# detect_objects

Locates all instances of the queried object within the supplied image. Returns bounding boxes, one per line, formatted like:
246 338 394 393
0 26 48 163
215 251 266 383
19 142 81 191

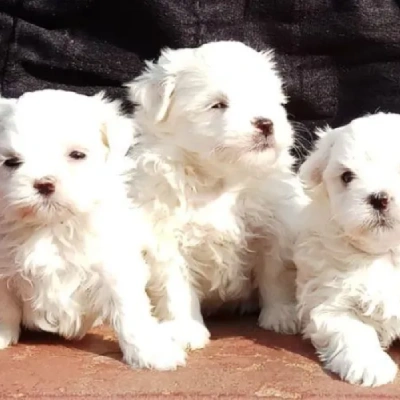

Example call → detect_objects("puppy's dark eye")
69 151 86 160
341 170 355 185
3 157 23 169
211 101 228 110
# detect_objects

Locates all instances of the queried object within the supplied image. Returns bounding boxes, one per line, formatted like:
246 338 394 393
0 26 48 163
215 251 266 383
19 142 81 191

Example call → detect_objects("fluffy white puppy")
295 112 400 386
126 40 308 350
0 89 186 370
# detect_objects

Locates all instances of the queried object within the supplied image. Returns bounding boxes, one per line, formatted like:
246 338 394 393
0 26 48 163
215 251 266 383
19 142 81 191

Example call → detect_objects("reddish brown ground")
1 315 399 399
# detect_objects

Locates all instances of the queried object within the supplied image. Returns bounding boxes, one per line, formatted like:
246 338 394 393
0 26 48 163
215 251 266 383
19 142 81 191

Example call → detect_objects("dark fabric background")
1 0 400 160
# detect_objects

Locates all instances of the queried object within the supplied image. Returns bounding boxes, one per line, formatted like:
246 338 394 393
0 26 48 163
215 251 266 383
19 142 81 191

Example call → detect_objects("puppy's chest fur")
184 190 258 298
301 244 400 347
147 184 273 302
0 225 106 339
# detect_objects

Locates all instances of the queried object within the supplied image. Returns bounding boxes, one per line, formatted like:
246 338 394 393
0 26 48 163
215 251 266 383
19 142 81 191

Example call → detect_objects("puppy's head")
127 41 292 169
300 113 400 253
0 90 132 224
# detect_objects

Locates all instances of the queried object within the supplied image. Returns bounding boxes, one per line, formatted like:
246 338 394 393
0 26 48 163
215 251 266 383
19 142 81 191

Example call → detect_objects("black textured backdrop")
1 1 400 159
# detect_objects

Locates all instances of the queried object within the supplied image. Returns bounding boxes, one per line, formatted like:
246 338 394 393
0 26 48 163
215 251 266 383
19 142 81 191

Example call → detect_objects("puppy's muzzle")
34 178 56 197
253 117 273 138
368 191 390 212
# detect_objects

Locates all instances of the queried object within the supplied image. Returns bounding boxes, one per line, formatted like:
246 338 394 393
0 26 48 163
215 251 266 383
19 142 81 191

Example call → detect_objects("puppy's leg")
0 280 21 348
257 180 308 334
158 256 210 350
106 252 187 370
257 253 298 334
307 309 397 387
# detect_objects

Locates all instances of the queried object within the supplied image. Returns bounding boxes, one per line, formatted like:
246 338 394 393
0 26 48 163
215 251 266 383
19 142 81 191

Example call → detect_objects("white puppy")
295 112 400 386
0 89 186 370
126 40 308 351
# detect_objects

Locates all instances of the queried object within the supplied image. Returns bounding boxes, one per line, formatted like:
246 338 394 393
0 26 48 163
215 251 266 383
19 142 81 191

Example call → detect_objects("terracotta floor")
1 315 400 399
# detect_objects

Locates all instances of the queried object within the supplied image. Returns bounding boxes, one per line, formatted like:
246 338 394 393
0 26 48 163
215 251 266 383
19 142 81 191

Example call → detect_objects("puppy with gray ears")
295 112 400 386
126 40 309 351
0 89 186 370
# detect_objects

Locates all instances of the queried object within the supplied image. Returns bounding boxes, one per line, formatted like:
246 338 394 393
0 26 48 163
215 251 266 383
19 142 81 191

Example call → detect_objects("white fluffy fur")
126 41 309 350
295 112 400 386
0 89 186 370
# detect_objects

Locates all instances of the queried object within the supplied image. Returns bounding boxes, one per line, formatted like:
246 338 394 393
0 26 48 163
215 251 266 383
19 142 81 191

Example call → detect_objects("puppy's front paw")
0 325 19 349
160 319 210 350
258 303 299 334
121 326 187 371
326 349 397 387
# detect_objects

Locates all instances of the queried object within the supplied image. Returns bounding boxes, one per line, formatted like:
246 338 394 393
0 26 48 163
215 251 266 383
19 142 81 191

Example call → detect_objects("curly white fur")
0 89 186 370
126 41 309 350
295 112 400 386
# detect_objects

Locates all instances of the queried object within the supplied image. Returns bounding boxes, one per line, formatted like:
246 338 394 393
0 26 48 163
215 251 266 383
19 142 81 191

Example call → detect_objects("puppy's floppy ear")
0 95 17 105
125 48 178 123
299 126 336 189
0 96 17 111
259 49 288 105
94 92 134 160
0 96 17 128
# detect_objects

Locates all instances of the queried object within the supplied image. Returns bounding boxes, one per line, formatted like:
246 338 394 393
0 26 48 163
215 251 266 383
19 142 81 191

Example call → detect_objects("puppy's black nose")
368 191 390 211
254 118 273 137
34 180 56 196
